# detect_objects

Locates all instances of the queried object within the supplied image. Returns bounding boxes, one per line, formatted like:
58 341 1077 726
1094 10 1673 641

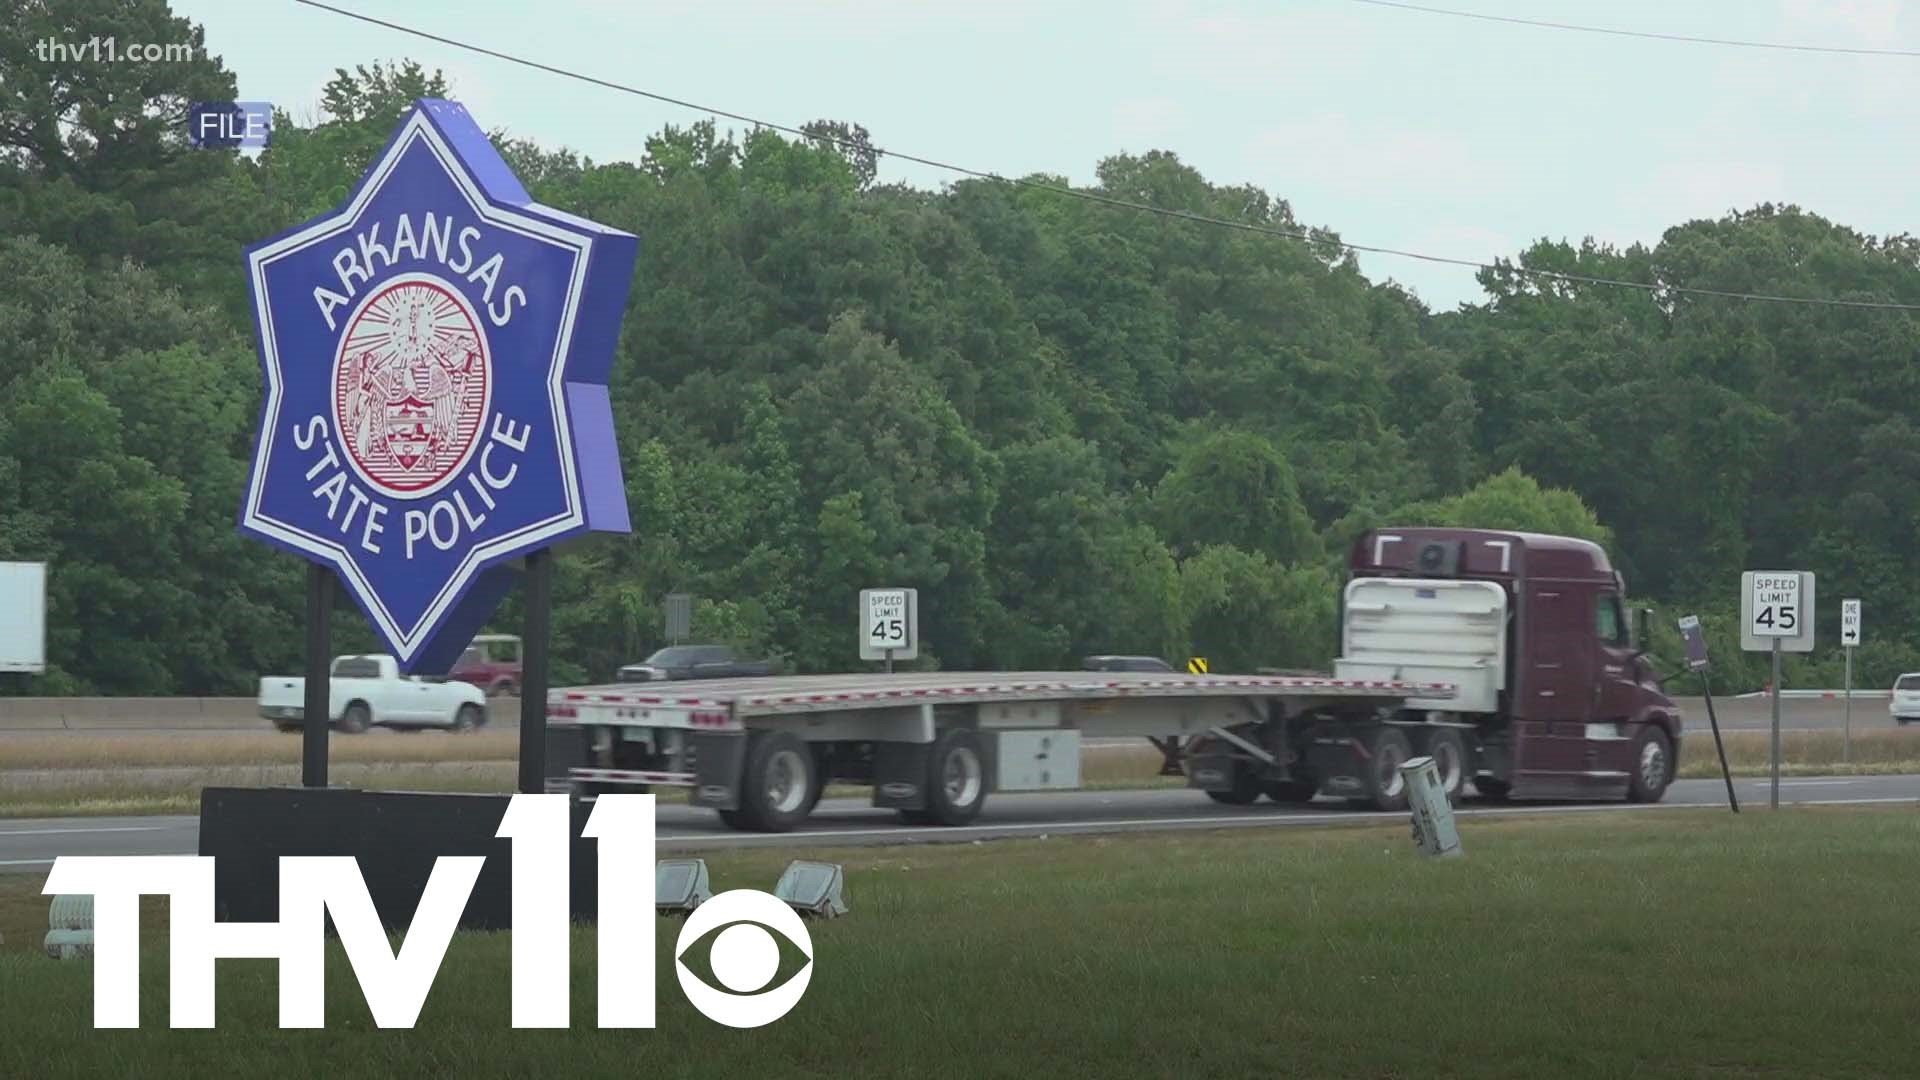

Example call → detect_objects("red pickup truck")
450 634 523 696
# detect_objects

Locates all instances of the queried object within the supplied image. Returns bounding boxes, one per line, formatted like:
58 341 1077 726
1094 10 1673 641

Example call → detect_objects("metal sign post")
1770 638 1782 810
518 550 553 794
303 565 333 788
1678 614 1735 813
1740 571 1815 811
1841 598 1861 764
1844 646 1852 763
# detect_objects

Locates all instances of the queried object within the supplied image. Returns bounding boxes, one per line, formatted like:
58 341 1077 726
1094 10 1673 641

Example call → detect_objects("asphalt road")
2 694 1901 739
4 773 1914 870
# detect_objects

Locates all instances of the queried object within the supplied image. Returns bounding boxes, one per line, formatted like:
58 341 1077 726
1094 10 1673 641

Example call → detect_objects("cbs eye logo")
674 890 815 1027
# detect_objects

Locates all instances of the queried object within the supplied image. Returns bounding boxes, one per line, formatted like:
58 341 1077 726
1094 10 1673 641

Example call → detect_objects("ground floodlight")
48 893 92 931
45 894 95 960
44 928 93 961
656 859 713 914
773 861 848 918
1399 755 1463 859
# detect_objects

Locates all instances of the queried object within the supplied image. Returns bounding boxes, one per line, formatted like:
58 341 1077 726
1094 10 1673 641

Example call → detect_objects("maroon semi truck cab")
1181 526 1681 811
1336 527 1681 802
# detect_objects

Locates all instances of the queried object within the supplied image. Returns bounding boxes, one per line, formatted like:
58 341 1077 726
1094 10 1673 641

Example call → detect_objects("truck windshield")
332 658 381 678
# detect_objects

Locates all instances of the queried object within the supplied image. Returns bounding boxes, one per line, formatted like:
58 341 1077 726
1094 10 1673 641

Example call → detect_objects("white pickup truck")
257 654 489 734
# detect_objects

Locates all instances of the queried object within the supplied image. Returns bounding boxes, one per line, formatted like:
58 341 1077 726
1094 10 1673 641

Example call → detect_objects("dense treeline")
4 3 1918 694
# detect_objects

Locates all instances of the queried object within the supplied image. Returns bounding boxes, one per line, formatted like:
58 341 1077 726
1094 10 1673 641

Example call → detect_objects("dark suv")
616 645 776 683
1082 655 1175 673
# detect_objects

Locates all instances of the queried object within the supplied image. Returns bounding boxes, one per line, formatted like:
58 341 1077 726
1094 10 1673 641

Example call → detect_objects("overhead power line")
290 0 1920 313
1343 0 1920 59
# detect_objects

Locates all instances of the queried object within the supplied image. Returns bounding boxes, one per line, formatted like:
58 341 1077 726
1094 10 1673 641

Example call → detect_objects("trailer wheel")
1352 727 1412 812
1205 764 1263 805
735 730 818 832
923 728 988 826
1262 778 1318 804
1417 727 1467 802
1472 776 1511 801
339 702 371 734
1627 725 1673 803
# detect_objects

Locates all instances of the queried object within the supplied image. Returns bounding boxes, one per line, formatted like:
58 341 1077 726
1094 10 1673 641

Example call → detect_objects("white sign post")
1740 571 1816 809
1841 599 1861 764
859 588 918 672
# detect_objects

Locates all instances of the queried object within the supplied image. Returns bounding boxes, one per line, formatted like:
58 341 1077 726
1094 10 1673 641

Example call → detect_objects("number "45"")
1756 605 1797 631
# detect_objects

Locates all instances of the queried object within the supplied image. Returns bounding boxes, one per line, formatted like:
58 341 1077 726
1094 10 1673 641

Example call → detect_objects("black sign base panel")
198 787 602 930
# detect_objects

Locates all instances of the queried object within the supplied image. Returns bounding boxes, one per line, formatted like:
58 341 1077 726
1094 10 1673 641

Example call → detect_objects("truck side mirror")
1634 607 1653 655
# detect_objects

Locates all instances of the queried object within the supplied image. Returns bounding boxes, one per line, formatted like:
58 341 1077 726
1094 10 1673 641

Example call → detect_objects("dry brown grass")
1078 728 1920 787
1676 726 1920 776
0 762 518 818
0 729 519 770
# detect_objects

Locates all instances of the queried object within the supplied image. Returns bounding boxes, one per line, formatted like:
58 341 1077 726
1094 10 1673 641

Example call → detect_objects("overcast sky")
170 0 1919 310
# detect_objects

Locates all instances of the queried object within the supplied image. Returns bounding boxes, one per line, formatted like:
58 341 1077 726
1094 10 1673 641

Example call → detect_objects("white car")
1890 673 1920 725
258 654 488 733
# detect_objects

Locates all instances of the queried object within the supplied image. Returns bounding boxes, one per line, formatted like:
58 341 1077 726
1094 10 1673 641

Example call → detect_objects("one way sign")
1842 599 1861 647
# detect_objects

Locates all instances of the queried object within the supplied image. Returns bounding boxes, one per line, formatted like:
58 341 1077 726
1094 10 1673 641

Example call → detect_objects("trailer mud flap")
872 741 931 810
689 732 746 810
544 725 589 792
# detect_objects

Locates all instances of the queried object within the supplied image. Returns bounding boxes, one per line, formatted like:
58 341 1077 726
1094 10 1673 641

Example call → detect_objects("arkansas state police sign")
238 100 637 672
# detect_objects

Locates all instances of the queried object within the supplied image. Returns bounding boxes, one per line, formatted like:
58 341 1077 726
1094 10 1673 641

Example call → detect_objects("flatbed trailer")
549 527 1687 831
546 670 1457 832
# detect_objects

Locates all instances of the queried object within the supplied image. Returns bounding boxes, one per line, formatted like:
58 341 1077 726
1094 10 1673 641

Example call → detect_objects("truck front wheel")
1628 726 1674 803
339 702 371 734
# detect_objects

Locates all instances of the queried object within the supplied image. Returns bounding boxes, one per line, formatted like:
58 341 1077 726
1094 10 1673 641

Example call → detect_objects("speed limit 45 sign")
859 587 918 661
1741 571 1816 653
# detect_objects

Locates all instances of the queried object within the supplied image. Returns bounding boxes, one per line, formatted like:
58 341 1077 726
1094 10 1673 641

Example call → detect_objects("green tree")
1380 468 1611 549
1154 429 1317 565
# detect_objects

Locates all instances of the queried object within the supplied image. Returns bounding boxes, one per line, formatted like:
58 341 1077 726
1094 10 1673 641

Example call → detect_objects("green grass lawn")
3 806 1919 1078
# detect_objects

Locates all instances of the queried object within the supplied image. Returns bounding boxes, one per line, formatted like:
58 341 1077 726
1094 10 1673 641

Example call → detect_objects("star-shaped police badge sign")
238 100 637 673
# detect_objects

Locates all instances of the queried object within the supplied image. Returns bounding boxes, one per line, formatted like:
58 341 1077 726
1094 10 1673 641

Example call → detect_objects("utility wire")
1343 0 1920 59
290 0 1920 313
